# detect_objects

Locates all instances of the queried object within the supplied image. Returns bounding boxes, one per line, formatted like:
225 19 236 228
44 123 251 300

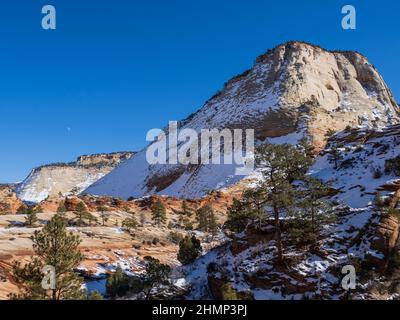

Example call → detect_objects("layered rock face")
16 152 134 203
85 41 399 200
0 185 23 214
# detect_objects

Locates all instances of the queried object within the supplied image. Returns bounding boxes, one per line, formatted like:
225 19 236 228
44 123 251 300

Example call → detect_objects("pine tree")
97 206 109 226
225 198 254 233
196 205 208 231
74 202 96 226
177 235 202 265
208 209 218 236
328 146 344 170
10 215 84 300
291 177 336 244
142 256 171 300
75 202 87 226
151 199 167 226
196 204 218 234
255 143 312 264
242 188 265 229
106 265 129 298
24 208 38 228
181 200 192 217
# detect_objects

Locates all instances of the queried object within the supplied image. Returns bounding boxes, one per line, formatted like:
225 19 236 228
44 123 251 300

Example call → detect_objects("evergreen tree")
242 188 265 229
75 202 87 226
225 198 255 233
177 235 202 265
122 216 138 232
196 205 208 231
24 208 38 228
207 208 218 236
151 199 167 226
74 202 96 226
196 204 217 232
106 265 130 298
328 146 344 170
10 215 84 300
97 206 109 226
291 177 335 244
181 200 192 217
255 144 312 264
142 256 171 300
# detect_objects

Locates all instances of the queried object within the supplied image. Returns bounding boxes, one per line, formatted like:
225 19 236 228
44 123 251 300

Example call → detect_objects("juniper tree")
151 199 167 226
10 215 84 300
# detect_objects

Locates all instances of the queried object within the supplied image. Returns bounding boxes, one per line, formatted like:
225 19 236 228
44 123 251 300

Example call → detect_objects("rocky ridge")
85 41 399 200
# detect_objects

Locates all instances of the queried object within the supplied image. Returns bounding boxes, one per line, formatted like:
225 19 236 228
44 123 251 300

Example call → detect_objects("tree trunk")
274 205 283 264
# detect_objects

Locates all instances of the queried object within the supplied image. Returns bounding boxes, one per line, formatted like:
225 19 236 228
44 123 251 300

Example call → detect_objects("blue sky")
0 0 399 182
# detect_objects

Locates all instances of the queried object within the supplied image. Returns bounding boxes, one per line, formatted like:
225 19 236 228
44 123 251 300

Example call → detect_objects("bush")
177 235 202 265
385 156 400 176
373 168 383 179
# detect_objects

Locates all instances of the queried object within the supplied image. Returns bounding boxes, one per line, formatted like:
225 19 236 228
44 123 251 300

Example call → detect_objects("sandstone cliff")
16 152 134 203
85 41 399 200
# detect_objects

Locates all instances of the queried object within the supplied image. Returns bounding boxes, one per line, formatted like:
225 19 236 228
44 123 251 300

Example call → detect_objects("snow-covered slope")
311 125 400 208
85 41 399 200
17 152 133 203
183 125 400 300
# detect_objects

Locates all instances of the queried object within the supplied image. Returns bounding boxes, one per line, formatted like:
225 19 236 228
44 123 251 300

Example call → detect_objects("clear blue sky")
0 0 399 182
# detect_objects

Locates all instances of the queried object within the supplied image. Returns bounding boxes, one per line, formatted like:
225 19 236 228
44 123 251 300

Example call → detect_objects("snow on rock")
85 42 399 200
